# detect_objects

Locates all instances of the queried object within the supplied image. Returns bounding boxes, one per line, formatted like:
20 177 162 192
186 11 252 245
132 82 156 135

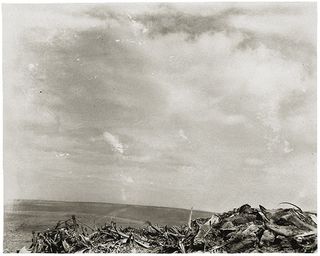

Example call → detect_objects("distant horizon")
5 197 212 213
5 197 317 213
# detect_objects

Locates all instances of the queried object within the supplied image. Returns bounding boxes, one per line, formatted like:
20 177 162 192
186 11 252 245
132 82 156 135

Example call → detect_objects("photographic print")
3 2 317 253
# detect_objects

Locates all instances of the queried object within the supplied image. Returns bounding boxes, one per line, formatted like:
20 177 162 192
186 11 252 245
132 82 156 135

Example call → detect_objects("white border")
0 0 318 255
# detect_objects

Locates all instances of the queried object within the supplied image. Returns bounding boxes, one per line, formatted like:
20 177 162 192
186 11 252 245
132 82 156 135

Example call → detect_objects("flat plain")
4 200 211 252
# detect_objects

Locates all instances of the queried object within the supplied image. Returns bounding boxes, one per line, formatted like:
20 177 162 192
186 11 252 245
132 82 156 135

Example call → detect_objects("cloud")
283 140 294 154
119 173 134 184
3 3 316 210
121 188 127 201
244 158 265 166
147 29 313 153
55 152 70 159
178 129 190 142
229 5 316 48
103 131 125 154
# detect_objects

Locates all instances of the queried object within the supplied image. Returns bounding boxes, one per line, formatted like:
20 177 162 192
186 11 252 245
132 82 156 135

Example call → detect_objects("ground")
3 199 211 252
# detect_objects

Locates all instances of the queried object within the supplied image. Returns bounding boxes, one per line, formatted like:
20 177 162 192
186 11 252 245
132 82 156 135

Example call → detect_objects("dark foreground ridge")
18 203 317 253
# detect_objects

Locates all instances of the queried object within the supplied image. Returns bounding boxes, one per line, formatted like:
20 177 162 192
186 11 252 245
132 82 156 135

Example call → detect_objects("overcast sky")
3 3 316 212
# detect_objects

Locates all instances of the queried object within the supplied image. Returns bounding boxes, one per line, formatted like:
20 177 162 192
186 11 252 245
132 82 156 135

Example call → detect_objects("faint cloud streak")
103 131 125 154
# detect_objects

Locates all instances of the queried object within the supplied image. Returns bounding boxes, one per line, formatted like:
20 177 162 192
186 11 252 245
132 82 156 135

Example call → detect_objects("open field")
5 201 316 253
4 199 211 252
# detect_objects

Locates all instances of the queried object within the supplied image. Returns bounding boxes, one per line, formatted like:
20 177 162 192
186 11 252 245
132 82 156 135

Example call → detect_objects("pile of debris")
19 203 317 253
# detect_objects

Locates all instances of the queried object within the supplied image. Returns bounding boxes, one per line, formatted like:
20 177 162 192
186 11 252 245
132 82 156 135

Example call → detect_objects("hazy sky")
3 3 316 212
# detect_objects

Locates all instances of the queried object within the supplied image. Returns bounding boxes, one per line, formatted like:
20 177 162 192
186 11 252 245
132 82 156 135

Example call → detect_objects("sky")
3 3 317 212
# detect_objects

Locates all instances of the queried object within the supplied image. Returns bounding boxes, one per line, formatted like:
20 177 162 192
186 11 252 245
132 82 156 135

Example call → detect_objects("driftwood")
19 204 317 253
